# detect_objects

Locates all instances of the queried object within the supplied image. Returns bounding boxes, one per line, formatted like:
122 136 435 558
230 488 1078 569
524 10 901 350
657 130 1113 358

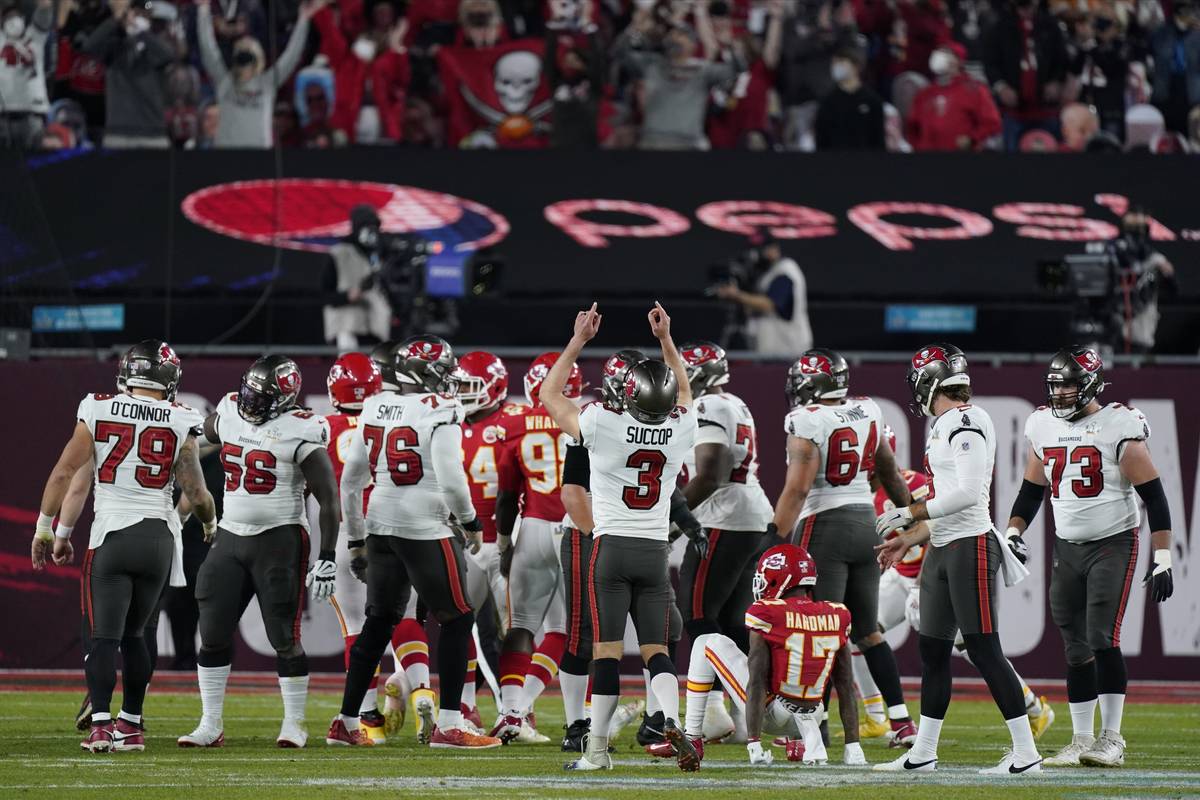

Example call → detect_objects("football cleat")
382 672 409 737
1079 730 1125 767
277 718 308 748
635 711 665 746
81 721 114 753
489 711 524 744
177 723 225 748
859 715 890 739
1029 696 1055 740
429 726 502 749
979 749 1043 776
562 719 590 752
514 715 551 744
1043 733 1096 766
889 719 918 748
112 718 145 752
702 697 735 743
873 752 937 772
411 688 437 745
462 704 485 732
843 742 868 766
75 693 93 732
663 719 702 772
325 718 375 747
360 709 387 744
607 698 645 740
564 735 613 771
772 736 789 747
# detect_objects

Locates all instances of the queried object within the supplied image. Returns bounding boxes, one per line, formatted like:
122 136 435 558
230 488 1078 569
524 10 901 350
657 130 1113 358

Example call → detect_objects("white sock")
1005 715 1040 763
340 713 361 732
643 669 661 716
591 694 618 739
908 715 943 762
406 661 431 691
197 664 231 728
117 710 141 724
1098 693 1125 735
561 671 588 725
1069 699 1097 737
359 686 378 715
730 699 747 739
706 689 724 710
500 681 523 712
437 708 463 730
521 675 548 713
650 672 680 724
685 687 708 738
461 660 477 710
887 703 910 721
92 711 112 723
278 675 308 723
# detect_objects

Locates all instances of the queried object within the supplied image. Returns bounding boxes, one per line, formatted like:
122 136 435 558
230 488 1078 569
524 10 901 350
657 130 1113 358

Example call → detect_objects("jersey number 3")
623 449 666 510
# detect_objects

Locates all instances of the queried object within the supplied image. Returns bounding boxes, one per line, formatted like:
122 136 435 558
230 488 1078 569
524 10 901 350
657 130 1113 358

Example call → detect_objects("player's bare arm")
175 435 218 542
744 630 771 742
1120 439 1174 601
48 463 93 567
560 484 595 534
202 411 221 444
684 442 733 508
495 488 519 575
543 302 601 441
872 439 912 508
32 422 94 571
649 301 692 407
771 436 819 539
875 521 931 571
832 643 860 744
302 448 341 556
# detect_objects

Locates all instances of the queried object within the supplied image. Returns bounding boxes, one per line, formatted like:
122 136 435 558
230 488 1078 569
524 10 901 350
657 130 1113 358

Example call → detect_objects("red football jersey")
497 403 569 523
462 403 527 543
745 596 852 702
327 412 373 512
873 468 930 578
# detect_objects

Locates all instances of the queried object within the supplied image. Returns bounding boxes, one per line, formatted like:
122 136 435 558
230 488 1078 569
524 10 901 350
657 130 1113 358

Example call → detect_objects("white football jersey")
1024 403 1149 543
691 392 773 530
214 393 329 536
923 403 996 546
354 390 466 539
77 392 204 544
575 401 697 540
784 397 884 519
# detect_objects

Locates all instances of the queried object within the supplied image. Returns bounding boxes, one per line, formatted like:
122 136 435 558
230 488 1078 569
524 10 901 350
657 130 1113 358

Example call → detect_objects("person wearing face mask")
195 0 322 147
1105 211 1177 354
323 205 394 350
544 0 603 148
905 41 1001 150
0 0 53 149
814 45 885 149
1150 0 1200 135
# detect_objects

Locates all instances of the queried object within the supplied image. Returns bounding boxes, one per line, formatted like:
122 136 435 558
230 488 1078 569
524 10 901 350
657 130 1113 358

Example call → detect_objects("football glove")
348 539 368 584
684 524 709 562
453 516 483 555
747 739 774 766
764 522 781 541
1144 549 1173 603
202 516 218 543
875 506 914 538
306 551 337 602
1004 526 1029 565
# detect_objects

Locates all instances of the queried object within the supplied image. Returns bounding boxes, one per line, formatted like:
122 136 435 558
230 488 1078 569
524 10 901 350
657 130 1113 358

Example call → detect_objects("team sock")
392 618 430 689
643 668 661 716
1005 715 1040 764
461 638 478 711
1069 700 1097 737
197 664 231 728
908 715 943 762
521 632 566 712
559 652 590 725
278 675 308 723
498 650 531 711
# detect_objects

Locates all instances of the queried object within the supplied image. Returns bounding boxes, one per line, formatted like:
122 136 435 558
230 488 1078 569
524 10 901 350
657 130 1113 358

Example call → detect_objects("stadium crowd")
1 0 1198 151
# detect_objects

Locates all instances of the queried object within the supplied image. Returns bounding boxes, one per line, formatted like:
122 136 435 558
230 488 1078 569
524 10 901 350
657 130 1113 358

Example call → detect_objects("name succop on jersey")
784 397 884 519
215 393 329 536
1024 403 1150 543
690 392 773 531
923 404 996 546
744 596 852 702
575 401 697 541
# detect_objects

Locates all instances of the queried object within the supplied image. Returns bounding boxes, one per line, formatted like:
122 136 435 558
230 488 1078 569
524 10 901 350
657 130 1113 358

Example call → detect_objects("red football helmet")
753 544 818 601
456 351 509 415
327 352 383 413
524 352 583 406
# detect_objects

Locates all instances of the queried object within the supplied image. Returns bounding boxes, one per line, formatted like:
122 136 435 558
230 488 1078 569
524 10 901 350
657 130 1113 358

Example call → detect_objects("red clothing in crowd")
905 74 1001 150
894 0 952 77
707 60 774 148
314 5 409 142
372 49 411 141
404 0 460 45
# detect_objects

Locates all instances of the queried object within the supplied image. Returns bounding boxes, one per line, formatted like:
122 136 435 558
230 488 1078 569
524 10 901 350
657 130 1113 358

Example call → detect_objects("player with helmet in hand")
1004 346 1173 768
771 348 917 747
34 341 217 753
874 344 1042 776
328 336 501 750
180 355 339 750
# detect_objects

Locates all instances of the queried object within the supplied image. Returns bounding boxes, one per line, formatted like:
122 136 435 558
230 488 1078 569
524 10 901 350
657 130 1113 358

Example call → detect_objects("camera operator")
714 237 813 356
322 205 393 349
1107 210 1176 354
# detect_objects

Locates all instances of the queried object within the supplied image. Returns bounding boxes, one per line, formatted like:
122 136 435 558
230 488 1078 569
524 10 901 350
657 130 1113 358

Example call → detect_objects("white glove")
875 506 915 538
747 739 774 766
306 557 337 602
843 741 867 766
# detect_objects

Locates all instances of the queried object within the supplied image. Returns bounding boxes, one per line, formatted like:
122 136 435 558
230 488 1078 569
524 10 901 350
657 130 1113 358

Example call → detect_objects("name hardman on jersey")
784 396 883 519
924 404 996 546
575 401 697 540
690 392 773 530
215 393 329 536
1024 402 1150 543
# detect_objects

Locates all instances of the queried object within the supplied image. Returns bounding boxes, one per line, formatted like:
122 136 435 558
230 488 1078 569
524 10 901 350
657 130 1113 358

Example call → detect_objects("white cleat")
979 749 1043 776
703 697 736 743
564 735 613 771
1043 733 1095 766
276 718 308 749
607 699 645 739
1079 730 1125 767
873 751 937 772
843 742 869 766
177 723 225 748
513 716 551 744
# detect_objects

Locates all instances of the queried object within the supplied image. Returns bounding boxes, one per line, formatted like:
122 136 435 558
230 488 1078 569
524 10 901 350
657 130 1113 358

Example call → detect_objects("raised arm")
194 0 229 85
272 0 320 88
648 301 691 407
542 302 602 442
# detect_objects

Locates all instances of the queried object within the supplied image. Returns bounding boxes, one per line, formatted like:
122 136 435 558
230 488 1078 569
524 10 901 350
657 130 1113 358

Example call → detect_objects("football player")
1006 346 1173 767
180 355 340 749
542 302 699 772
33 341 217 752
323 352 386 741
874 344 1042 775
327 336 501 749
771 349 917 745
648 544 864 770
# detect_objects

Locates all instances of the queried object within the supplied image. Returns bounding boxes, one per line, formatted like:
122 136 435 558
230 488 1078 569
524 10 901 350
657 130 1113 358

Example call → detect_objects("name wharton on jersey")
108 399 175 422
627 426 673 445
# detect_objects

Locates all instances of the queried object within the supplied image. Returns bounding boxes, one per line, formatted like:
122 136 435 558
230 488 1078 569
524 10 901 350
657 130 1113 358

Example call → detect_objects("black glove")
684 523 708 561
460 516 484 533
765 522 781 541
1004 529 1029 566
348 539 368 584
1144 550 1174 603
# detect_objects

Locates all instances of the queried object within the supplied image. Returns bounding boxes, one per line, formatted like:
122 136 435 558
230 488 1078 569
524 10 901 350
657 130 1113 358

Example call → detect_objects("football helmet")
785 348 848 408
524 352 583 406
600 348 646 411
680 341 729 397
369 340 401 390
238 355 302 425
883 424 896 454
624 360 677 426
752 544 818 601
118 340 182 400
327 352 383 413
1046 346 1105 420
396 335 459 395
455 351 509 415
906 343 969 417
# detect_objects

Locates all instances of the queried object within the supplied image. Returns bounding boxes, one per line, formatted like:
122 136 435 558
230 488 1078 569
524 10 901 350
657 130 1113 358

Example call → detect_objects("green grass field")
2 690 1197 799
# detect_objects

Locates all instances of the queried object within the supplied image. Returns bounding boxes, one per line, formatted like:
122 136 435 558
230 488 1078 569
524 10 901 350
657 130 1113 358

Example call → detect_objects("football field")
2 687 1198 799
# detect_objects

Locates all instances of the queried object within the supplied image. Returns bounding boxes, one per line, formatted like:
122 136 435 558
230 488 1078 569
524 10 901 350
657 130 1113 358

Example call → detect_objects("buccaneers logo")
686 345 719 365
1073 349 1102 373
276 366 301 395
799 354 833 376
159 343 181 366
623 372 639 398
604 356 628 377
912 346 949 369
409 341 445 361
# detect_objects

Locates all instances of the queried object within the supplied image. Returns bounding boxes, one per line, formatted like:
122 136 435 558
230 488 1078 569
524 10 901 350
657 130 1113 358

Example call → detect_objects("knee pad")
593 657 619 695
198 644 233 668
646 652 674 678
684 618 720 640
277 653 309 677
560 650 590 677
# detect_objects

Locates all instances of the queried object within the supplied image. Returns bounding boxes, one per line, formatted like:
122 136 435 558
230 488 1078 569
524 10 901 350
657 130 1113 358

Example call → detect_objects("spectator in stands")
1108 209 1176 353
705 0 785 150
891 0 953 78
1149 0 1200 134
196 0 319 147
544 0 604 149
1059 101 1099 150
54 0 110 143
947 0 994 63
982 0 1069 151
186 99 219 148
715 237 813 356
198 0 266 65
313 2 403 142
372 24 411 142
164 63 201 147
777 0 859 150
458 0 504 48
0 0 53 149
1069 5 1132 140
83 0 176 147
905 41 1000 149
815 45 885 149
273 99 302 145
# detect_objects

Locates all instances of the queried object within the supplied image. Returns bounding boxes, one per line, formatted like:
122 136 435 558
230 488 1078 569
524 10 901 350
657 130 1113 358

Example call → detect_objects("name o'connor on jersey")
103 399 179 422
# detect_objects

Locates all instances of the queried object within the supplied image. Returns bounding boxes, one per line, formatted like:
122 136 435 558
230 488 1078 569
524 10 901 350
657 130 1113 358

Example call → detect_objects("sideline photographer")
1107 210 1176 353
712 237 812 356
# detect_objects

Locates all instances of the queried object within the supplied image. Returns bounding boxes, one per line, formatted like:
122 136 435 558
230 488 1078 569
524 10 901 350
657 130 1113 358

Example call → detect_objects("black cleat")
636 711 665 747
562 719 590 752
75 693 93 732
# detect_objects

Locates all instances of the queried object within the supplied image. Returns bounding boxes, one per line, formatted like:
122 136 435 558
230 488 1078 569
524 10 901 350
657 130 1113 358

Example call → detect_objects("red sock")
392 618 429 680
527 632 567 687
344 634 357 672
499 650 531 708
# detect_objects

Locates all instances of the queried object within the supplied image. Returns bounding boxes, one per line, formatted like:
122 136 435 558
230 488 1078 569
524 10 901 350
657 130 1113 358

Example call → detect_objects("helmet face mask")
601 349 646 411
238 355 302 425
525 352 583 406
454 351 508 415
1046 346 1104 420
753 544 817 601
785 348 848 408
